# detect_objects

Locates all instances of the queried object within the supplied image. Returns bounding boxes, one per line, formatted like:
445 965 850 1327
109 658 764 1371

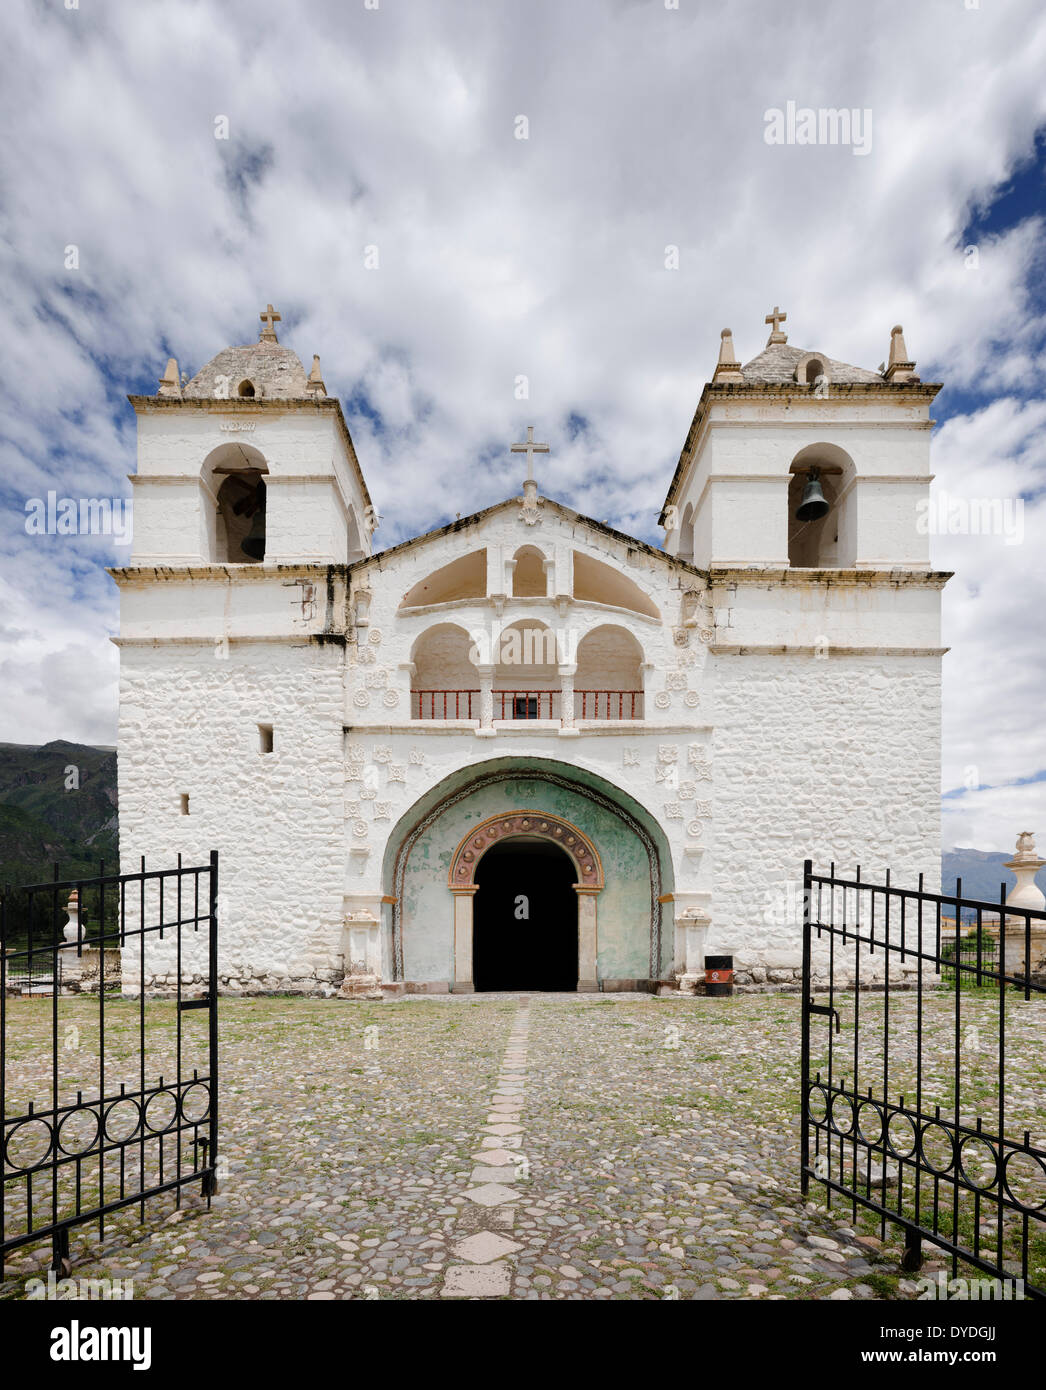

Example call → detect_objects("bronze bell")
240 481 266 560
795 467 830 522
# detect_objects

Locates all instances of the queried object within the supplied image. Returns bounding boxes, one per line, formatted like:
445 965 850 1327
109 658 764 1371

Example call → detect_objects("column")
451 887 478 992
476 663 495 737
558 662 577 735
576 887 599 991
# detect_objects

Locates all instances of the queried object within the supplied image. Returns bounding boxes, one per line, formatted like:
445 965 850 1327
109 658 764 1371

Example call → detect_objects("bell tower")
661 312 938 572
127 303 373 567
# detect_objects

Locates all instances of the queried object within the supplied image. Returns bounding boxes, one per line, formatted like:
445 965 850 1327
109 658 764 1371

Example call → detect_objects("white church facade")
111 305 948 996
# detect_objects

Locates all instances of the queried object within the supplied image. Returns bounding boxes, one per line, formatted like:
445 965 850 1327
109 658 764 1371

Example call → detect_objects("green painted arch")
383 755 674 983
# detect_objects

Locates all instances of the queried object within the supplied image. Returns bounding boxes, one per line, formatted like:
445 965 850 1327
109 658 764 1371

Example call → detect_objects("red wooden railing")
413 690 479 720
412 689 644 721
575 690 643 720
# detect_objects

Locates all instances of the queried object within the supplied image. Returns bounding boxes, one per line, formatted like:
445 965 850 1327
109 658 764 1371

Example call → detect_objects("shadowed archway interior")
473 837 578 991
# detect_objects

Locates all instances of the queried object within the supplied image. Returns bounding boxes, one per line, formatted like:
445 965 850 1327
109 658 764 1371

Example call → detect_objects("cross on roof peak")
765 305 788 344
510 424 550 483
259 303 281 341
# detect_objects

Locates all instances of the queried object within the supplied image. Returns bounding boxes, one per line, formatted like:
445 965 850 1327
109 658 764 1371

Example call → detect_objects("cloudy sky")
0 0 1043 852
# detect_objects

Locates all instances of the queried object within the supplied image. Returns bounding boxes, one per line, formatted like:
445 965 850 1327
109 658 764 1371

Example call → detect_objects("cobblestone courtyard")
2 991 1043 1300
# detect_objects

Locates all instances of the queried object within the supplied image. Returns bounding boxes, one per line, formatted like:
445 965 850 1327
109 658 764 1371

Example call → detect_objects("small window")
513 695 539 720
238 379 255 397
806 358 824 385
180 793 190 816
258 723 274 754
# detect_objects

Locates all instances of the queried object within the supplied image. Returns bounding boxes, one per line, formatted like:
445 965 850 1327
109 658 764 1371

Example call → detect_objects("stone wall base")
118 967 960 999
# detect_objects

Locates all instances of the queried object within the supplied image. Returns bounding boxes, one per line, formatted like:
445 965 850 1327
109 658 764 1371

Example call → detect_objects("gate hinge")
807 999 840 1033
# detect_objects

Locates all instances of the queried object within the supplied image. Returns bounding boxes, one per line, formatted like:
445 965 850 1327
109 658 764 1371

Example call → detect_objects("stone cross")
765 305 787 343
510 425 550 483
259 303 281 341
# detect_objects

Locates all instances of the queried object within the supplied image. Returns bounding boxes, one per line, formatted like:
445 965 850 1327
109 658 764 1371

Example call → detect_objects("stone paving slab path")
2 991 1042 1300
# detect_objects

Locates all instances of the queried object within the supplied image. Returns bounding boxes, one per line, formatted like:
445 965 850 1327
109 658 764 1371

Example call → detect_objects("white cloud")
0 0 1044 848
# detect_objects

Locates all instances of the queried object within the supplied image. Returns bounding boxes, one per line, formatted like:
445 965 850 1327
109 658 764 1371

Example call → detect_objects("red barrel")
705 954 734 997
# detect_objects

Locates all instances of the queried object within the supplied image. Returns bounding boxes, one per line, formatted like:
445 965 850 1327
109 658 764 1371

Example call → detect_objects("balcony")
411 689 644 722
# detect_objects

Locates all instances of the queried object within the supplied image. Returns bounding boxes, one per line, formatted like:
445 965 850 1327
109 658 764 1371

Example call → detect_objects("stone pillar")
558 663 577 735
675 909 711 995
451 887 478 991
476 664 495 736
576 887 599 991
338 909 383 1000
1002 832 1046 981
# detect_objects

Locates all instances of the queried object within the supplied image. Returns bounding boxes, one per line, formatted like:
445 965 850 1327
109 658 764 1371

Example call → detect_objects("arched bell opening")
203 442 269 564
787 443 855 568
216 473 267 563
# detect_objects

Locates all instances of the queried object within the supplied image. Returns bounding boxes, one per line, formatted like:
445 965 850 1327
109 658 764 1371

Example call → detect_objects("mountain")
0 740 118 893
942 846 1045 904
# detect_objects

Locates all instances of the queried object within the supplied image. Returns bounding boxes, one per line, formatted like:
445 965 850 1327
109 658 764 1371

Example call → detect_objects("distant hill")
942 846 1045 906
0 740 118 893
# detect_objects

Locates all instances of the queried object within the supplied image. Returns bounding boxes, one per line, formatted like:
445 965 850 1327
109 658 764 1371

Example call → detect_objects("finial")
883 324 916 381
765 305 787 344
306 354 327 395
157 357 182 398
259 303 281 342
712 328 744 382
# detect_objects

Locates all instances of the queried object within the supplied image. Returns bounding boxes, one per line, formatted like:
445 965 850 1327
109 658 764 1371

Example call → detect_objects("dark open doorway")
473 837 578 991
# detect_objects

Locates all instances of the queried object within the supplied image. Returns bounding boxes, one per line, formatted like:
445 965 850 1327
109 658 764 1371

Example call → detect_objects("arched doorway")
383 759 674 992
473 838 578 991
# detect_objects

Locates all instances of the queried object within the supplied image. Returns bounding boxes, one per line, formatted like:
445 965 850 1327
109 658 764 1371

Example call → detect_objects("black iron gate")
801 860 1046 1299
1 854 218 1278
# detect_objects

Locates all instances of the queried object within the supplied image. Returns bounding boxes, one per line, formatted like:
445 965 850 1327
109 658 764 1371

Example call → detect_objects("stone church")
111 305 947 996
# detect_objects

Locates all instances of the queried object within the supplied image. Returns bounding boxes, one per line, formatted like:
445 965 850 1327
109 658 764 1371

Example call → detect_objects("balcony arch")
575 624 645 721
572 551 660 618
410 623 479 720
511 545 548 597
494 618 559 720
400 550 486 609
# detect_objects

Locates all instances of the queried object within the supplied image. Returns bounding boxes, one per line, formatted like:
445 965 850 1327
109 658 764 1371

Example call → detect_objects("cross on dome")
765 305 787 344
259 303 281 341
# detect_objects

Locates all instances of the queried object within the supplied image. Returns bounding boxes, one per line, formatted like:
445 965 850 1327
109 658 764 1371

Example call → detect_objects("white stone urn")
1003 831 1046 981
63 890 81 944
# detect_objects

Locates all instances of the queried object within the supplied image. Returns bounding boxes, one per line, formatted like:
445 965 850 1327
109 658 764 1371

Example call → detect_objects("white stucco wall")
709 651 943 986
117 638 347 992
